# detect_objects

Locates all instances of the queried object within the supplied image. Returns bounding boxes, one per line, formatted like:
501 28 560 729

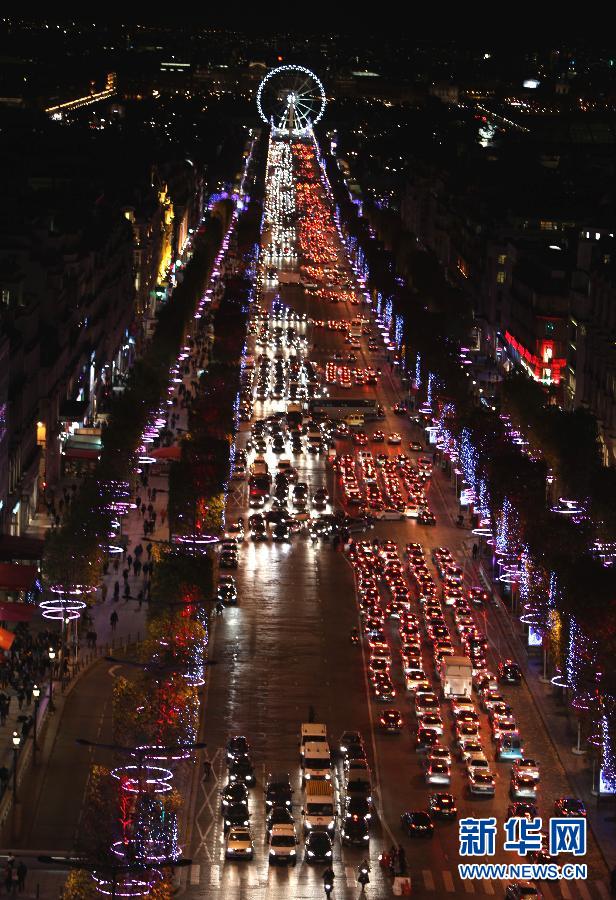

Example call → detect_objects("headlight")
325 773 331 780
285 800 291 806
243 820 249 826
225 820 231 826
290 850 296 856
327 821 334 830
269 851 276 858
307 851 314 857
305 774 311 780
363 834 370 840
326 850 332 857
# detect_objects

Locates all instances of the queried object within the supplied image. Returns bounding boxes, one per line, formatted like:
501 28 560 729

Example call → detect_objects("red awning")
0 563 39 591
63 448 100 460
150 446 181 461
0 601 37 622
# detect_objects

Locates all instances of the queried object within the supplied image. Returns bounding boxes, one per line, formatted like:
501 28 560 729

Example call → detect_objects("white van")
300 723 327 755
301 742 332 783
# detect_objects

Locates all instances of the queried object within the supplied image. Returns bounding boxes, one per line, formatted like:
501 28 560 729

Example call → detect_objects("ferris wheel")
256 64 326 136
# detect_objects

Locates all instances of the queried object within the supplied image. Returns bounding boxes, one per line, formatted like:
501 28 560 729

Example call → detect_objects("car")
217 577 238 605
468 586 490 606
507 802 538 820
497 733 524 761
264 772 293 809
401 810 434 837
387 432 402 445
223 802 251 833
339 731 365 756
226 736 250 762
468 770 496 796
409 441 423 452
510 774 537 801
418 509 436 526
498 660 522 684
266 805 294 836
416 728 440 752
512 759 540 782
379 709 403 733
345 777 373 805
269 823 298 865
428 792 457 819
220 781 249 812
341 816 370 846
504 882 542 900
228 755 255 785
419 713 444 735
428 746 453 767
425 762 451 785
272 522 290 542
225 826 254 859
372 430 385 442
344 796 372 823
305 830 333 862
344 759 371 779
554 797 586 817
220 550 238 569
225 521 245 542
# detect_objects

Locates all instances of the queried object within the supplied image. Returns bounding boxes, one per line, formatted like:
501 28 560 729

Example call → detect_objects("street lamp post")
12 731 21 805
48 647 56 712
32 684 41 760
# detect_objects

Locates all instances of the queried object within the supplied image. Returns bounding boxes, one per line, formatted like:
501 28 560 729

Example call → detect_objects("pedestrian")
388 845 398 877
124 583 131 600
127 554 133 570
101 582 108 603
472 543 478 560
202 758 212 782
215 601 224 616
113 580 120 600
4 866 12 895
137 590 144 609
141 504 146 517
146 542 152 558
16 862 26 894
17 690 24 710
397 844 406 875
110 611 118 632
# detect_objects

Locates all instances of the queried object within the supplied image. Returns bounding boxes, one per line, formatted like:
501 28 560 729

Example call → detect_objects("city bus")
308 398 382 421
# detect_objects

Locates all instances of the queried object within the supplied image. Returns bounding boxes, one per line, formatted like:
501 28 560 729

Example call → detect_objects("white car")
374 509 405 520
468 770 496 796
226 826 254 859
269 823 298 865
466 757 491 777
425 762 450 785
460 741 486 764
512 759 540 782
418 712 444 734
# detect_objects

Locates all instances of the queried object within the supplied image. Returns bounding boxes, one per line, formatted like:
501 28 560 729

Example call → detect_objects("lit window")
498 254 507 264
497 271 506 284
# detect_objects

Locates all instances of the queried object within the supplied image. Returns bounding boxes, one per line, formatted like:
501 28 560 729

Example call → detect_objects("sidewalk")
433 463 616 872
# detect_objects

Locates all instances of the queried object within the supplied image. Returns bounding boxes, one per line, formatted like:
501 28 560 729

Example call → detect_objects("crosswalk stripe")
483 879 495 895
189 864 200 885
423 869 436 891
210 864 220 886
560 883 572 900
345 866 356 888
443 870 455 892
190 863 201 884
577 882 592 900
463 875 475 893
247 867 259 886
596 881 610 900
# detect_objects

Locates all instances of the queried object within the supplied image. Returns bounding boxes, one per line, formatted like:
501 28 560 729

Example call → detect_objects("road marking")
576 883 591 900
443 870 455 892
560 882 572 899
423 869 435 891
209 864 220 886
189 864 200 885
345 866 356 888
463 877 475 893
483 879 495 895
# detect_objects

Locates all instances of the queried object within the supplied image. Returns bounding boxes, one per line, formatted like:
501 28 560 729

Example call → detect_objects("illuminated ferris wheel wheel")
256 64 326 137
